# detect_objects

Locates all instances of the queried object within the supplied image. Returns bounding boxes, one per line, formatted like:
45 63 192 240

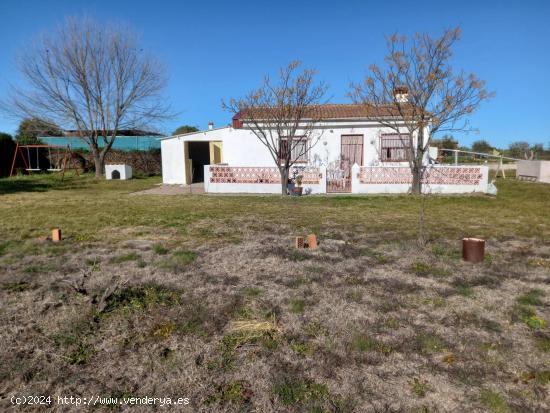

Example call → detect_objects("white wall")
204 165 326 194
161 122 426 184
160 137 185 184
351 165 489 194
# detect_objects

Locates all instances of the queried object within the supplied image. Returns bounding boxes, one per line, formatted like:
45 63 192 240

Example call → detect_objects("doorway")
187 141 211 183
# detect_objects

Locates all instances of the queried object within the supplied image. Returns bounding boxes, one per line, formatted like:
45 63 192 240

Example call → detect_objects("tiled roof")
233 103 413 122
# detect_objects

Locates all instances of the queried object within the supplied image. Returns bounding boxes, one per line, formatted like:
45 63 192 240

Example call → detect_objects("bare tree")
223 61 328 195
350 28 493 194
1 17 171 177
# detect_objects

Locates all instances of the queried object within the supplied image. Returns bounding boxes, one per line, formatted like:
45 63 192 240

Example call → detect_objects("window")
381 134 410 162
279 137 308 163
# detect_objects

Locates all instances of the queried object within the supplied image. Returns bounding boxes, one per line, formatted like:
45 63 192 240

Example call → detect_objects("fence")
204 164 489 194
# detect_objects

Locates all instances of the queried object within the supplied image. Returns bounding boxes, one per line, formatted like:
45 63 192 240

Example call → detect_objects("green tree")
471 140 493 154
15 118 61 145
172 125 199 135
0 132 16 176
431 135 458 150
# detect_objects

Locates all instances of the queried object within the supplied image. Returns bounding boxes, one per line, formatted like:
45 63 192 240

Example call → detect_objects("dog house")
105 164 132 180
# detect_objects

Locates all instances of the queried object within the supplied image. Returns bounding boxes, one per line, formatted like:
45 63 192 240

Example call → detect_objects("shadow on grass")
0 174 88 195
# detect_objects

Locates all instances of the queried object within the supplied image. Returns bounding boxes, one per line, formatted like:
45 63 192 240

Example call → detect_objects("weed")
457 285 475 298
411 261 449 277
2 281 35 293
24 263 56 273
535 335 550 352
66 342 94 365
290 341 315 357
205 380 252 406
432 244 460 260
517 289 544 306
526 316 545 330
417 333 446 354
85 257 101 271
242 287 263 297
150 321 176 339
289 298 305 314
305 321 328 338
346 288 363 303
158 250 197 272
421 297 446 307
350 334 393 355
480 390 511 413
410 377 431 397
110 252 141 264
511 304 545 330
384 318 400 329
535 371 550 385
103 285 181 313
153 244 169 255
273 378 330 407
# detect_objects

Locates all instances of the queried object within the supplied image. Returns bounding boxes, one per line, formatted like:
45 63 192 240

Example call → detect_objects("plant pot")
462 238 485 263
287 183 295 195
292 187 303 196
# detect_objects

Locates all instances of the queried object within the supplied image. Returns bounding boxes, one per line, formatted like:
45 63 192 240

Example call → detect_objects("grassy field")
0 174 549 412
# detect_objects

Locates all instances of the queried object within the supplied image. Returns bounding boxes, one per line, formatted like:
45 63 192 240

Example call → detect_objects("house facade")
160 104 488 194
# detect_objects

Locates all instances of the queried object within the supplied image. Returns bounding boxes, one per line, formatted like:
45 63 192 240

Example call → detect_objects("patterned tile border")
210 166 322 185
358 166 482 185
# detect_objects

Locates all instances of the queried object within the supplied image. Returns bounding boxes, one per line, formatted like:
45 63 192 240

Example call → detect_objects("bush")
0 133 16 177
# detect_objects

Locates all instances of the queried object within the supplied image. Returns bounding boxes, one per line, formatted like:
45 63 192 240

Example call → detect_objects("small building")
517 160 550 183
160 104 488 194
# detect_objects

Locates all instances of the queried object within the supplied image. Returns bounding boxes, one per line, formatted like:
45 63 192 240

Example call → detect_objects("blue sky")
0 0 549 148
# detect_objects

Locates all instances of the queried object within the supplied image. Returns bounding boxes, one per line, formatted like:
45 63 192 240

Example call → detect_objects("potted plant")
286 177 295 195
293 175 303 196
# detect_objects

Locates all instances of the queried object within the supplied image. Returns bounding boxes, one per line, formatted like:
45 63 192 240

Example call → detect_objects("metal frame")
9 144 80 180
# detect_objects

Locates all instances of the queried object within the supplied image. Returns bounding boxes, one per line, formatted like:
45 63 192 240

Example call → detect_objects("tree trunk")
91 147 105 178
280 166 289 195
411 163 422 194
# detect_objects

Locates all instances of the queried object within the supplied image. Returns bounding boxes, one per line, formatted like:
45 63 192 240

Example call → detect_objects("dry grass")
0 173 549 412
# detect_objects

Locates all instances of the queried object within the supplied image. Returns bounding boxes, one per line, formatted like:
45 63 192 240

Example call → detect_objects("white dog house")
105 164 132 180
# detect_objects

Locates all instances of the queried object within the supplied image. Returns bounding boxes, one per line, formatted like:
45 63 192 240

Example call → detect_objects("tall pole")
454 150 458 166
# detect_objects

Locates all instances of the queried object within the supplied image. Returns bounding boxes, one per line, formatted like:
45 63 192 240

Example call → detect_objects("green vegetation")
517 289 544 306
410 377 431 397
273 378 330 407
350 334 393 355
410 260 449 277
103 285 181 313
289 298 306 314
110 252 141 264
480 390 512 413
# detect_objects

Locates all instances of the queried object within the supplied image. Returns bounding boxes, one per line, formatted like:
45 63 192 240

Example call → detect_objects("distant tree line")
431 135 550 160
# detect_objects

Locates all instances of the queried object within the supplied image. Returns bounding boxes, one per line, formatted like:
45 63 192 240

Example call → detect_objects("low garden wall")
204 164 489 194
351 165 489 194
204 166 326 194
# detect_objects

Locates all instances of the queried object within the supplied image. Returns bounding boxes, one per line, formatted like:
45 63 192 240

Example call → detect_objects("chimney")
208 121 214 130
393 86 409 103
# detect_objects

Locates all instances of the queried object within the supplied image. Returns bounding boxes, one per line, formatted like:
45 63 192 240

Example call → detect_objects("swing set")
9 143 80 179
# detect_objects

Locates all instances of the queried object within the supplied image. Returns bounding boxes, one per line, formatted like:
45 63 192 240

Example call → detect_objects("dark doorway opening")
111 170 120 179
188 141 210 183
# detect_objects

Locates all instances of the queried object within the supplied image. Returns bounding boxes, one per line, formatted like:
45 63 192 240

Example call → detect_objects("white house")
160 104 488 194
